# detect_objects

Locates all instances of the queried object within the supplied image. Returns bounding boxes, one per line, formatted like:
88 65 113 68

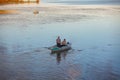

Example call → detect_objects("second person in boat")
61 39 67 47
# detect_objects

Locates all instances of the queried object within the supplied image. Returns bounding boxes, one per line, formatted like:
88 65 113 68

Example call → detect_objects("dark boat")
49 43 71 53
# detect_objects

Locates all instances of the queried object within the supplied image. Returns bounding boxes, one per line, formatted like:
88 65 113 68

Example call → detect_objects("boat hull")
49 43 71 53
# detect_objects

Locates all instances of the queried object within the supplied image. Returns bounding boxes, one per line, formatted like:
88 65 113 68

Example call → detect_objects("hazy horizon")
0 0 120 5
42 0 120 2
41 0 120 5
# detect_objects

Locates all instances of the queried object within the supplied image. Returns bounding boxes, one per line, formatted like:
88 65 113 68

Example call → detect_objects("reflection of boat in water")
50 51 68 64
49 43 71 53
33 10 39 14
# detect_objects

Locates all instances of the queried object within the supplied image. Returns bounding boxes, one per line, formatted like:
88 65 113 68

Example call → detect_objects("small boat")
49 43 71 53
33 10 39 14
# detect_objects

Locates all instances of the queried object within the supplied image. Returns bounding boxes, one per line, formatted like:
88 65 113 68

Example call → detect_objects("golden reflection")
0 10 19 14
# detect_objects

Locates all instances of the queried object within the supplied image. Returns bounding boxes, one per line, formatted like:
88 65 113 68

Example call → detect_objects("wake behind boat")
49 43 71 53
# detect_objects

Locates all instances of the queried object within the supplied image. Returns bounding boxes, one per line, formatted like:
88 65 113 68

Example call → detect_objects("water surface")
0 5 120 80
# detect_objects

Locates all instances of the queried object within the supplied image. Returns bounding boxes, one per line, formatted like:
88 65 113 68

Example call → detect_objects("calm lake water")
0 6 120 80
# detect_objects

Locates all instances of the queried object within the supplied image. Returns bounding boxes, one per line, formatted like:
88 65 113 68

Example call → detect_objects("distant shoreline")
0 3 120 7
0 1 120 6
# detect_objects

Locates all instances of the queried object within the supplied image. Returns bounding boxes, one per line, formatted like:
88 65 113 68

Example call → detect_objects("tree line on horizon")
0 0 39 4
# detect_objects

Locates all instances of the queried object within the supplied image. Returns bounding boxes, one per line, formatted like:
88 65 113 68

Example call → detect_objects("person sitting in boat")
56 36 61 47
61 39 67 46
